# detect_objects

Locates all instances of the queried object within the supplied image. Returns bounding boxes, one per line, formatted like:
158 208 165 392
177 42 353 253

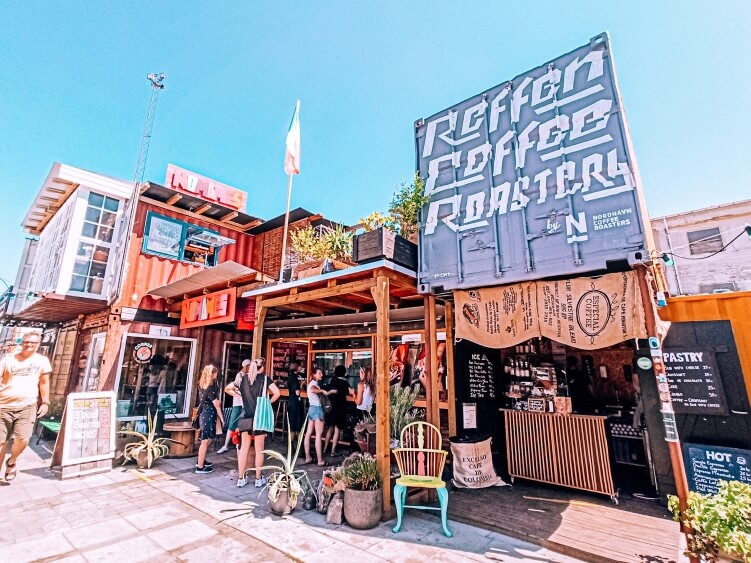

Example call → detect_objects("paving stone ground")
1 439 583 562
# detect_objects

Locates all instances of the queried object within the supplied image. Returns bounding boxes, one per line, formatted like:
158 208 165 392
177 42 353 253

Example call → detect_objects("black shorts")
325 410 347 430
236 416 268 436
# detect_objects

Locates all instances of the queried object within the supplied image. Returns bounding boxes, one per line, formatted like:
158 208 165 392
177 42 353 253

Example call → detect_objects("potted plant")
668 480 751 562
289 224 353 280
390 384 423 449
119 410 179 469
354 411 377 455
353 174 426 270
255 419 311 515
341 453 383 529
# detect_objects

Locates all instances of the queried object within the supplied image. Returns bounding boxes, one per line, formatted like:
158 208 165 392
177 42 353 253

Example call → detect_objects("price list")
662 348 728 415
684 443 751 495
467 353 496 400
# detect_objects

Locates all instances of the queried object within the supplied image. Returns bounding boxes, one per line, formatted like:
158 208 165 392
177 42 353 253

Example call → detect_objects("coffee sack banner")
455 271 646 350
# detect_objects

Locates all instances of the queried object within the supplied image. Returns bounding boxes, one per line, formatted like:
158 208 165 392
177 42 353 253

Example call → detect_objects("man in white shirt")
0 332 52 482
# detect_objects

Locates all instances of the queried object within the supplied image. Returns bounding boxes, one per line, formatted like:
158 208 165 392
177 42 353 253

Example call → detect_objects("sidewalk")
1 439 582 562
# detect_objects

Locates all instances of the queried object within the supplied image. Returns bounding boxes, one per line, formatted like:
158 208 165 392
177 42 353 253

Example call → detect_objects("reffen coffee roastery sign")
662 348 728 415
61 391 116 467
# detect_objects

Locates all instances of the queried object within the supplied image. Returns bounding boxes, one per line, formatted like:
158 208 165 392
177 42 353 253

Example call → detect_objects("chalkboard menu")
467 352 497 400
683 442 751 494
662 348 728 415
61 391 116 466
271 341 309 380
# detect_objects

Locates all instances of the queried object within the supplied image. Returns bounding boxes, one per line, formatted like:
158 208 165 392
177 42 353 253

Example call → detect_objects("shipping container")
416 33 654 294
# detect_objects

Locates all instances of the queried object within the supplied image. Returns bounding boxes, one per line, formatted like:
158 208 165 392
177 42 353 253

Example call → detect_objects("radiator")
504 410 616 499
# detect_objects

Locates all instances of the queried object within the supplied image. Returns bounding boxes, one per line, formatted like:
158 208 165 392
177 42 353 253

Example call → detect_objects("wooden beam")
194 203 212 215
353 291 401 307
445 300 457 437
262 278 376 308
371 275 392 519
141 195 249 234
279 302 329 315
252 299 266 356
427 294 440 428
221 211 238 222
166 193 183 205
316 297 362 311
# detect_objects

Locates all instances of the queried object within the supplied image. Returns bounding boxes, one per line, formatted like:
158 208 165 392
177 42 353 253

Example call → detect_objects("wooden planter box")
293 259 351 280
353 228 417 271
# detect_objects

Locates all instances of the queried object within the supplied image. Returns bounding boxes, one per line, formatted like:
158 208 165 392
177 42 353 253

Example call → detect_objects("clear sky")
1 2 749 285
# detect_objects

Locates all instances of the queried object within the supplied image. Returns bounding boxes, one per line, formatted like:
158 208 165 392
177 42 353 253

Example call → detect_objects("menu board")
683 443 751 494
467 352 496 400
662 348 728 415
271 341 309 379
61 391 116 466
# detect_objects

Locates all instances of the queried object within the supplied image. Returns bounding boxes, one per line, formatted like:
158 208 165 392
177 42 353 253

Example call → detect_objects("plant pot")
136 450 150 469
269 488 297 516
343 488 382 529
353 228 417 270
717 552 744 563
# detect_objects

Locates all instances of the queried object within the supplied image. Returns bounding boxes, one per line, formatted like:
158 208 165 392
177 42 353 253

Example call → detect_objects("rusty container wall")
119 201 255 312
416 33 654 294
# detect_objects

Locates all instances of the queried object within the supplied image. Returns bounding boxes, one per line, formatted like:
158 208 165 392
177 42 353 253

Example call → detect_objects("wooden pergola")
243 260 456 515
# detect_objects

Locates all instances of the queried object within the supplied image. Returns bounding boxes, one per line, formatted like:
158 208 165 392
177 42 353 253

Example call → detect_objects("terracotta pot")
343 488 382 529
136 450 150 469
269 488 296 516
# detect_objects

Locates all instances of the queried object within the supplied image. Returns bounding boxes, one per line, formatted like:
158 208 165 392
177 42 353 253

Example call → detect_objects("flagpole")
278 172 294 282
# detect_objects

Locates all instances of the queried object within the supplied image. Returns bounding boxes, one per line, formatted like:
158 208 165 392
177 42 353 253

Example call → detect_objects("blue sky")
1 2 749 284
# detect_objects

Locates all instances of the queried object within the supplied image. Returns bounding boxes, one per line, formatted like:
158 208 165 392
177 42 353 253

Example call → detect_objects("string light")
659 225 750 266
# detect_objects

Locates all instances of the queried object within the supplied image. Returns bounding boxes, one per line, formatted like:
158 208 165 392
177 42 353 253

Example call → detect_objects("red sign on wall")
180 288 237 329
165 164 248 212
236 297 256 331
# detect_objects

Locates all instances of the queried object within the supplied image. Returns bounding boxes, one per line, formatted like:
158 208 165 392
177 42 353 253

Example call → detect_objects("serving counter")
503 409 617 501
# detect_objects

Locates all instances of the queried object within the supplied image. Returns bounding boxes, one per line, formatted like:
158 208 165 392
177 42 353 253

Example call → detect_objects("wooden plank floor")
448 481 682 563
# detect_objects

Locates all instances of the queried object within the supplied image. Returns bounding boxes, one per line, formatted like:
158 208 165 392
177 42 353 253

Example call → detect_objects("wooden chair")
392 421 452 537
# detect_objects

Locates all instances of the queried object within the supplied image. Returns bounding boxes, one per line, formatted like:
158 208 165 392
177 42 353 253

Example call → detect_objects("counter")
503 409 616 500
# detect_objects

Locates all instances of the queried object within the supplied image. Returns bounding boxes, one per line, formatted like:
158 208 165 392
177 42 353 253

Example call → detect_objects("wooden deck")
448 481 682 563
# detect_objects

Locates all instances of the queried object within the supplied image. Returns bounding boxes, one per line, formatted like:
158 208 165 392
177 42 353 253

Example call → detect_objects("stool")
274 399 288 441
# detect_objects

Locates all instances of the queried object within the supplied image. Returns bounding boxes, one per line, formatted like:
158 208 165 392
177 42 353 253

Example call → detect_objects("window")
81 192 119 243
71 242 110 294
698 282 736 294
687 228 723 255
142 212 236 267
115 335 196 420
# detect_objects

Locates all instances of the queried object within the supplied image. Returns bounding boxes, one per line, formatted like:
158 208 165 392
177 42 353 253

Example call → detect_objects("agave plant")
119 410 178 469
390 384 424 443
252 417 312 507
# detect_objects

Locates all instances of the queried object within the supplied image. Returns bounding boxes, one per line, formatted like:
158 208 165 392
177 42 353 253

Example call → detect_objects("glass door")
83 332 107 391
222 341 252 408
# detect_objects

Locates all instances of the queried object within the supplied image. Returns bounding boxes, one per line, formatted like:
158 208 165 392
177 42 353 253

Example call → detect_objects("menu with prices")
467 352 496 400
662 348 728 415
683 443 751 495
61 391 116 466
271 341 309 380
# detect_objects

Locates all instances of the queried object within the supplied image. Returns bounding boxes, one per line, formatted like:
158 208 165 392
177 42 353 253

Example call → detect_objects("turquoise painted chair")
392 421 452 537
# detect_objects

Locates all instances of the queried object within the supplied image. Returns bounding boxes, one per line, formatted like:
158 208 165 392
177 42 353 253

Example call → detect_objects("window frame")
687 227 723 255
142 211 224 267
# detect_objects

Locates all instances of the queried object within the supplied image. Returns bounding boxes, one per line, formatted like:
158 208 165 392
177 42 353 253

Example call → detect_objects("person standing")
227 358 280 488
0 332 52 482
302 367 330 467
323 365 352 457
195 365 223 474
217 359 251 454
286 359 304 442
355 366 375 417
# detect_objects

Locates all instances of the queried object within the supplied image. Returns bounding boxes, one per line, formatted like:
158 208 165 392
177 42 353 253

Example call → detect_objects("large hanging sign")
455 271 646 350
180 288 237 329
416 33 652 294
165 164 248 212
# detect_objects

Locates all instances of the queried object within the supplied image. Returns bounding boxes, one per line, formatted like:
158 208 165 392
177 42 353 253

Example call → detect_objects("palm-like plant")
390 384 423 442
251 418 312 507
119 410 178 468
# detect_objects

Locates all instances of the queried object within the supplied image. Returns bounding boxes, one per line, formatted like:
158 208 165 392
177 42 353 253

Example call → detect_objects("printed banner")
455 282 538 349
455 272 646 350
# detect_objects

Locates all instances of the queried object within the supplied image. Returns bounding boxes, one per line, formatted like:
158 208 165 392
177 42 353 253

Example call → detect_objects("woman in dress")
196 364 223 474
225 357 281 488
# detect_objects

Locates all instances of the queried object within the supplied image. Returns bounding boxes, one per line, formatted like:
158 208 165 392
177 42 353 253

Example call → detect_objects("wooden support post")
252 299 266 359
636 266 696 563
423 295 435 426
427 294 440 427
445 300 457 437
371 275 392 519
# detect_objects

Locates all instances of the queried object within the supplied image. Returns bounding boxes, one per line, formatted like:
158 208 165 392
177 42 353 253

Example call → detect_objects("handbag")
318 392 333 415
253 376 275 433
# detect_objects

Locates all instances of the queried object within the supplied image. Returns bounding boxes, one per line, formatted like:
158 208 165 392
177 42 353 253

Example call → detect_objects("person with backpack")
195 364 224 474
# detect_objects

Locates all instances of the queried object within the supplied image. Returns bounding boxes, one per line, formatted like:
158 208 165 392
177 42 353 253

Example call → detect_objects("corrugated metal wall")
120 202 256 312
